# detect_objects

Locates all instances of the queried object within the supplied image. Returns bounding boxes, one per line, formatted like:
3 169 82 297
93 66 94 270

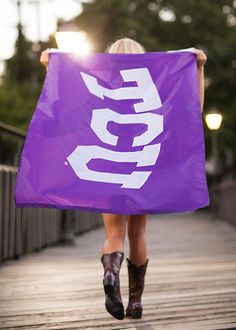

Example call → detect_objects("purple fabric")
14 51 209 214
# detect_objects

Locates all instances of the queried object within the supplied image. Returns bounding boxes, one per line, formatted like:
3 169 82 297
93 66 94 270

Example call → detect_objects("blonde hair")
106 37 145 54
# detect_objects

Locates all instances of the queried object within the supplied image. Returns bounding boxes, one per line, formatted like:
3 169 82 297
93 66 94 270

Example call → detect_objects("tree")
0 28 49 130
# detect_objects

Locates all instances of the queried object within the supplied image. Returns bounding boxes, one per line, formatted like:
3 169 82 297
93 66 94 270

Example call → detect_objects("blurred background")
0 0 236 263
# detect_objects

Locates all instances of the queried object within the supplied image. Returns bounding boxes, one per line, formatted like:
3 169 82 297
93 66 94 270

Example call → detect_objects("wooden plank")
0 169 3 263
15 206 22 258
2 168 10 260
8 170 17 258
0 212 236 329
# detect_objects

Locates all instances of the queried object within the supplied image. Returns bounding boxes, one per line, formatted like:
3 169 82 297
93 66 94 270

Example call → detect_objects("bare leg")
128 214 148 265
101 213 127 255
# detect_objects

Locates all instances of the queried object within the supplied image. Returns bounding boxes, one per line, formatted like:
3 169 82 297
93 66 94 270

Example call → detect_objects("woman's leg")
101 213 127 254
128 214 148 265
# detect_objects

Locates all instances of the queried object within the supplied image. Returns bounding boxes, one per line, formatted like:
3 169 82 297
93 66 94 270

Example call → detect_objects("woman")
40 38 207 321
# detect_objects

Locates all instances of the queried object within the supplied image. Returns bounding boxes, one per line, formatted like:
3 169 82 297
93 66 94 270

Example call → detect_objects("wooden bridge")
0 211 236 329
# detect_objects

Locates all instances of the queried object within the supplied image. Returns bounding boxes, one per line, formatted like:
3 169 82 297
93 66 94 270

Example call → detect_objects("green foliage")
0 80 41 131
6 30 35 82
0 29 47 131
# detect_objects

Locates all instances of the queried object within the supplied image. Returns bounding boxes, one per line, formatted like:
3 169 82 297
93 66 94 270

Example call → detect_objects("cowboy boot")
126 258 149 318
101 251 125 320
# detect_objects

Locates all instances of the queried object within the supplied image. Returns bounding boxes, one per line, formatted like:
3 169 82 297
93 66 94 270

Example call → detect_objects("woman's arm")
194 49 207 113
40 48 50 71
197 65 205 113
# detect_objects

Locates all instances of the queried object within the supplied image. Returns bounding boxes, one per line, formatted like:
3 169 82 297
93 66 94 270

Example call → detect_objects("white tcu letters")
67 68 163 189
80 68 162 112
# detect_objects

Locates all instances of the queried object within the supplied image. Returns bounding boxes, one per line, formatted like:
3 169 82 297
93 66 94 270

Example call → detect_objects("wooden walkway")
1 211 236 330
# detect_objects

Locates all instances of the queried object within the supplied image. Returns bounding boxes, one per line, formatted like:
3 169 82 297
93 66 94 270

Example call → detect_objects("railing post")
60 209 76 245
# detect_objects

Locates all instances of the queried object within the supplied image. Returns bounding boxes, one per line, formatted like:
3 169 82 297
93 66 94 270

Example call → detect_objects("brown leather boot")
126 258 149 318
101 251 124 320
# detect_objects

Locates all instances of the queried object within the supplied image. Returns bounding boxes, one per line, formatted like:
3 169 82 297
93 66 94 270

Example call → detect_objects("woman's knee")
102 213 127 240
128 214 147 239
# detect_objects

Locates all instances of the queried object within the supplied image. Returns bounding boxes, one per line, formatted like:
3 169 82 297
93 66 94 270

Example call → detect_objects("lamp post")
54 22 92 55
205 110 223 177
205 109 223 217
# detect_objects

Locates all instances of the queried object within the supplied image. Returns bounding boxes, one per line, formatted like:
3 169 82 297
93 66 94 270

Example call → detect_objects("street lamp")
205 109 223 176
205 113 223 130
55 22 92 55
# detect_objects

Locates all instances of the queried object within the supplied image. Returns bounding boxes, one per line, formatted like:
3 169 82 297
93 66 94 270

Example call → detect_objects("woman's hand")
194 48 207 68
193 48 207 113
40 48 50 70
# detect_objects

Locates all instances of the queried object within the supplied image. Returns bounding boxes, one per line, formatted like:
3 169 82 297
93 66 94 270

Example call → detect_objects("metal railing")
0 121 25 166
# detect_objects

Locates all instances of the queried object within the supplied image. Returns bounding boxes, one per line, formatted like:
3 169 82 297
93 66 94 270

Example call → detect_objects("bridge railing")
0 122 103 266
0 164 102 265
211 178 236 227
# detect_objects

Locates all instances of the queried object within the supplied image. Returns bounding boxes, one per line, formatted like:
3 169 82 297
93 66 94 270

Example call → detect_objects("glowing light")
55 31 92 55
205 113 223 130
159 8 176 22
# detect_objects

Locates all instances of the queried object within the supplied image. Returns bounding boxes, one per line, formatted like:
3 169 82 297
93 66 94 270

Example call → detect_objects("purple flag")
15 50 209 214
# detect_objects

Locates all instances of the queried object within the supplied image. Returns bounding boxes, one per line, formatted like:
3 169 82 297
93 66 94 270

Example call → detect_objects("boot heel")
126 303 143 319
131 307 142 319
103 271 115 295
